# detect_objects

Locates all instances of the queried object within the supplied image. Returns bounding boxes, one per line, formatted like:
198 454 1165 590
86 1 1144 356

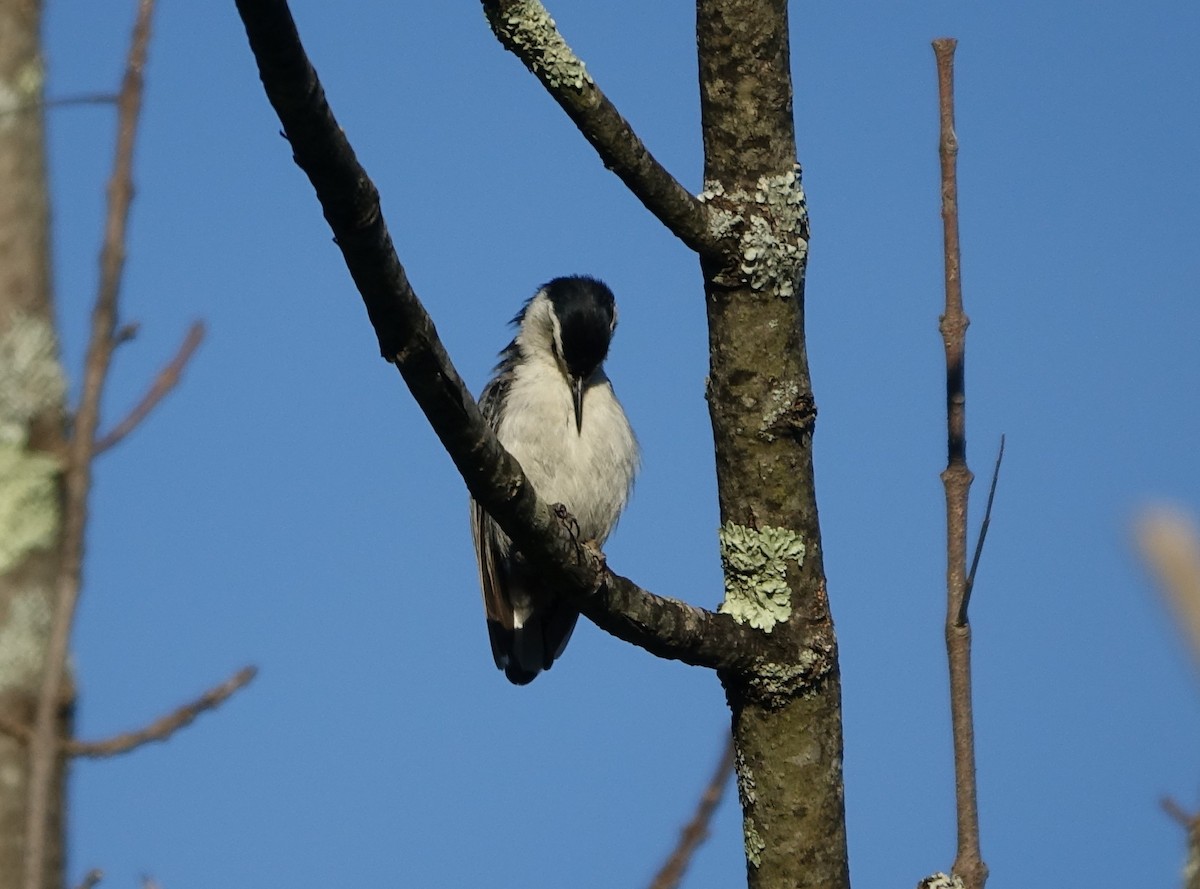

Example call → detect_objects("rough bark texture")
0 1 71 887
697 1 850 887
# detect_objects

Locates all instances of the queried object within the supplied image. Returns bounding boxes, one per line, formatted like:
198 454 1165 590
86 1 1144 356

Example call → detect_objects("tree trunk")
697 1 850 886
0 1 72 887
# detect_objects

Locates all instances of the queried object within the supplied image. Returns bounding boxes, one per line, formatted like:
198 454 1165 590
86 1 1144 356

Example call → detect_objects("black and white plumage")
471 276 639 684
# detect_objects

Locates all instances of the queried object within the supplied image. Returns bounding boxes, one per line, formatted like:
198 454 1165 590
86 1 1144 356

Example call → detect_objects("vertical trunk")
0 1 72 887
697 1 849 886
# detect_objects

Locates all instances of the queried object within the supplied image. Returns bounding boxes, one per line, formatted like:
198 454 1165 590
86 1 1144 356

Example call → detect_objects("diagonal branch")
23 3 158 888
480 0 718 256
233 0 769 673
94 320 205 454
648 735 735 889
933 37 987 889
0 667 255 757
68 666 256 759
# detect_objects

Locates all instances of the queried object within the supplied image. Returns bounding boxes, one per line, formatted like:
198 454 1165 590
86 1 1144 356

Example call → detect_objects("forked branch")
94 320 205 454
480 0 717 255
233 0 768 673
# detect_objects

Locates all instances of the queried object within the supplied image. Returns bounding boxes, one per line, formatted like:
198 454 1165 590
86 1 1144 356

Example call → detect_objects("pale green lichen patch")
0 312 66 445
0 313 65 573
490 0 592 91
698 169 810 297
717 522 805 632
0 445 61 574
0 586 53 689
743 817 766 868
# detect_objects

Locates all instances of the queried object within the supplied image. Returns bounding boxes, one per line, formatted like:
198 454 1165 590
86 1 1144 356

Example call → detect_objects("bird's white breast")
496 357 637 544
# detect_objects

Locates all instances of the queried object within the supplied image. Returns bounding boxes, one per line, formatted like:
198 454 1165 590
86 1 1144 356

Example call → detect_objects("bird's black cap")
542 275 616 379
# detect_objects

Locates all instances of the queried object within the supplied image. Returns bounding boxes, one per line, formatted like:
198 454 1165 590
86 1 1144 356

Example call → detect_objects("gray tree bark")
0 2 72 888
696 2 849 886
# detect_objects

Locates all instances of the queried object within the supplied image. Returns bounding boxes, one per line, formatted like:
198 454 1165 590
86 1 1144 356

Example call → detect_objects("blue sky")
41 1 1199 887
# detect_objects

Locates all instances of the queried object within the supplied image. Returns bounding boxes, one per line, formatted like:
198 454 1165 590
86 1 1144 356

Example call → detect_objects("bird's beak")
571 376 585 435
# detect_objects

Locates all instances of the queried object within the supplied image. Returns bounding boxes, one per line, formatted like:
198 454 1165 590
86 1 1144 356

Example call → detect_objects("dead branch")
933 36 987 889
479 0 716 255
94 320 206 454
647 736 735 889
0 666 254 759
69 666 256 759
22 4 158 888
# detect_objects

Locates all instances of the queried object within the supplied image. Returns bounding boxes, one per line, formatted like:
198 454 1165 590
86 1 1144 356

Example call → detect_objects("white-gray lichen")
0 586 53 689
0 312 66 446
0 314 65 574
759 379 800 441
0 446 60 574
490 0 592 91
698 168 810 297
0 58 45 134
718 522 805 632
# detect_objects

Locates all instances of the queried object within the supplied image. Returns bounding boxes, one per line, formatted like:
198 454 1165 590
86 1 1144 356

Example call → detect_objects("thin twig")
480 0 716 256
647 735 735 889
23 4 157 889
94 320 205 454
933 36 987 889
0 667 254 757
70 666 256 759
959 435 1005 626
1163 797 1196 829
0 93 120 119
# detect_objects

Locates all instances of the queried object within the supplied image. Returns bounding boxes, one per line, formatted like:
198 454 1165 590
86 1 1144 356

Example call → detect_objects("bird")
471 276 639 684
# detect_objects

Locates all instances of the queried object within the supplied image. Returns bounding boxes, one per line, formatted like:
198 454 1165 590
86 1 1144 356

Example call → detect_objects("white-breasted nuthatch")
471 276 639 684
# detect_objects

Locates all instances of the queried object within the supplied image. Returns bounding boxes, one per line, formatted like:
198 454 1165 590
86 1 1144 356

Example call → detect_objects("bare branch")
648 736 735 889
0 667 256 759
23 4 158 888
94 320 206 454
1162 800 1200 889
479 0 717 256
233 0 771 673
959 434 1005 625
69 666 256 759
933 36 988 889
0 93 119 120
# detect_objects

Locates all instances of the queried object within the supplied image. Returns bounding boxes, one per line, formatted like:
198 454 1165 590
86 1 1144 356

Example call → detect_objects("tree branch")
933 37 987 889
94 320 205 454
232 0 768 673
70 666 256 759
480 0 718 256
648 735 735 889
23 4 157 887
